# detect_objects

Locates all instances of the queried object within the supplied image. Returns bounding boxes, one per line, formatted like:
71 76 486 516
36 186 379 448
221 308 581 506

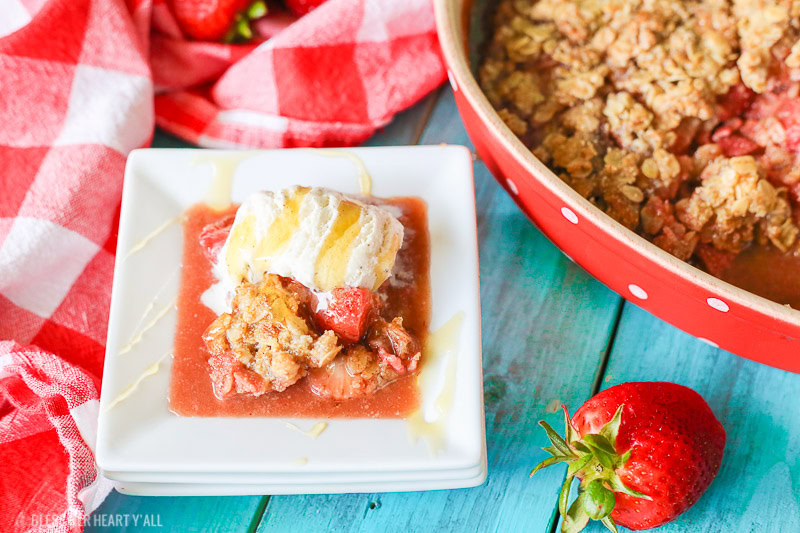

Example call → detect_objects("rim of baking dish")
433 0 800 330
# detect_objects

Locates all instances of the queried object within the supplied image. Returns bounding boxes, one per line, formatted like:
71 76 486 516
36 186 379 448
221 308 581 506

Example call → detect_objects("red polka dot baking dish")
434 0 800 372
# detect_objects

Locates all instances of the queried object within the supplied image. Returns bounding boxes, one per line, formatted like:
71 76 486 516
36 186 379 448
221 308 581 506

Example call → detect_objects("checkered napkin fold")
0 0 444 531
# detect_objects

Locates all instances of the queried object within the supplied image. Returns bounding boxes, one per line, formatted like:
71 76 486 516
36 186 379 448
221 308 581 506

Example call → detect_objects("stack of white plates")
101 412 487 496
97 146 486 495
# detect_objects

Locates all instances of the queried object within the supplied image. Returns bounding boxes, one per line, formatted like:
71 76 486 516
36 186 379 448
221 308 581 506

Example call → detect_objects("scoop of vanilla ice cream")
215 186 404 294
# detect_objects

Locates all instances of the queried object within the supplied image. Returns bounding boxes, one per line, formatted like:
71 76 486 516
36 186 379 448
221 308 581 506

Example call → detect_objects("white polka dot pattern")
506 178 518 195
447 70 458 91
628 284 648 300
706 297 729 313
698 337 719 348
561 207 578 224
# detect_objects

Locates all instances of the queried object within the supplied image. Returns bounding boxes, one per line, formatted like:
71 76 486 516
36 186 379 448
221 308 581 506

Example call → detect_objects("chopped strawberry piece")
746 90 785 120
710 118 743 143
366 317 421 374
776 100 800 152
710 127 732 142
716 134 759 157
695 244 735 277
313 287 376 343
198 214 235 263
307 346 380 400
377 348 405 374
671 118 701 154
718 84 756 121
208 351 269 399
710 118 759 156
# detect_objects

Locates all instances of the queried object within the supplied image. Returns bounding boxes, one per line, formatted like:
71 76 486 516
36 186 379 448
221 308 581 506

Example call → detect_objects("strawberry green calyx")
223 0 268 42
530 405 651 533
246 0 268 18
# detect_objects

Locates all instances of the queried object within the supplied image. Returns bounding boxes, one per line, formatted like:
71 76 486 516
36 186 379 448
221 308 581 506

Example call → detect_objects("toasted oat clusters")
203 273 423 400
677 156 798 253
480 0 800 269
204 274 341 395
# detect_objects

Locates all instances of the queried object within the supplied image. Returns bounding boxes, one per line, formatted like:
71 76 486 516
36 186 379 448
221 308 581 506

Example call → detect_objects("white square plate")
111 454 488 495
97 146 486 492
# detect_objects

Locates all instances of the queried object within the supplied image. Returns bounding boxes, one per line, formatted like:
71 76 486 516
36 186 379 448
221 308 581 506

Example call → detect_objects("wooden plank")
84 494 268 532
363 91 439 147
88 94 439 531
256 88 621 532
150 129 194 149
565 303 800 533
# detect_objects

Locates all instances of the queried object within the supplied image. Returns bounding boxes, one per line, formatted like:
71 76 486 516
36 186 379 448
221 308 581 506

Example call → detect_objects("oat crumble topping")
203 273 423 399
480 0 800 271
204 275 341 394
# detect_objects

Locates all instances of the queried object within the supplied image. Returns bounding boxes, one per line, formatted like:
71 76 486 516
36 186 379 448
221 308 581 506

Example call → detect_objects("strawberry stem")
530 404 652 533
247 0 268 18
236 17 253 39
223 0 268 43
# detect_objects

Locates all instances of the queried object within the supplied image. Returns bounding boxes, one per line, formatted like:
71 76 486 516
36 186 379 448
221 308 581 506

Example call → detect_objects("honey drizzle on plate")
195 151 257 210
406 312 465 455
310 149 373 196
105 352 170 412
118 299 176 355
284 421 329 439
125 215 183 259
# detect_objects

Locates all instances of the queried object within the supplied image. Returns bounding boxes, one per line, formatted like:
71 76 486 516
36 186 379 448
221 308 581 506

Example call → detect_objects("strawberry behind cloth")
0 0 445 531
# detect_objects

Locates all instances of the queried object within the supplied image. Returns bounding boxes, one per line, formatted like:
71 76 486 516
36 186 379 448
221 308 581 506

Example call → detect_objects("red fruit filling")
198 214 234 263
776 99 800 152
694 244 736 278
313 287 377 344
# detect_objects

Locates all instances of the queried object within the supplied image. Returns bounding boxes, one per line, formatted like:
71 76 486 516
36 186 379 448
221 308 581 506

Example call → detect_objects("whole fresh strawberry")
531 382 725 532
284 0 329 16
170 0 268 41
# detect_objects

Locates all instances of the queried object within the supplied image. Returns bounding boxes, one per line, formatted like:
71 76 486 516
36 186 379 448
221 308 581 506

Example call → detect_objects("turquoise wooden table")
88 87 800 533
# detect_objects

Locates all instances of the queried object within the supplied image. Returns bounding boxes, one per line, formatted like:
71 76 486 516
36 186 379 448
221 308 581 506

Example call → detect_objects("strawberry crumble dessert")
169 186 431 418
479 0 800 286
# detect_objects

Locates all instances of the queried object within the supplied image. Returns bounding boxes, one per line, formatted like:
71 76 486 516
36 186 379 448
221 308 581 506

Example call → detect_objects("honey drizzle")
105 352 170 412
407 312 465 455
118 300 176 356
125 216 182 259
195 151 257 210
284 421 329 439
310 149 373 196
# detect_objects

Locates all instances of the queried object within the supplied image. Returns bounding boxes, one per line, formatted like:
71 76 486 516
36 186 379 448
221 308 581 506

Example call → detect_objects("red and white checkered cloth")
0 0 445 530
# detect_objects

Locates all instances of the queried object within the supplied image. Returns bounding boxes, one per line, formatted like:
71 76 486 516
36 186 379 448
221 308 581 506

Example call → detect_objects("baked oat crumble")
480 0 800 271
204 274 341 395
203 273 422 400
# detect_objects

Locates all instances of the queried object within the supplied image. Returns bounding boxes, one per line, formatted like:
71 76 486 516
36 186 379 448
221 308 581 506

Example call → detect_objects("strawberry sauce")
169 198 430 418
720 245 800 310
